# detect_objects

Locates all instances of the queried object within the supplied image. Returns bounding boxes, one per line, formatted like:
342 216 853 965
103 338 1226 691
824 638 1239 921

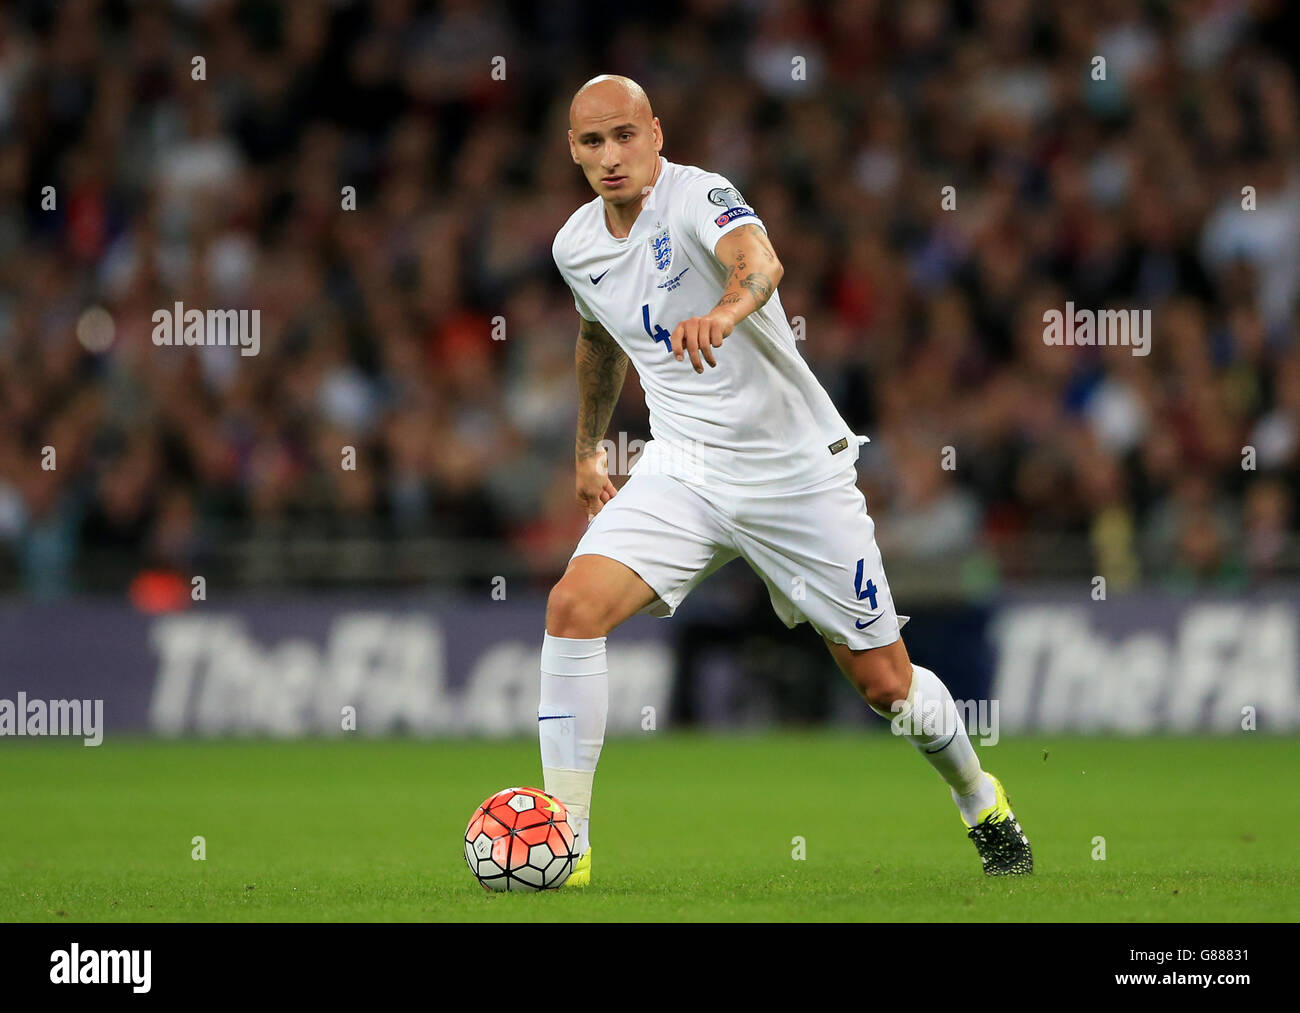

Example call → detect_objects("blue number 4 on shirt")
642 304 672 351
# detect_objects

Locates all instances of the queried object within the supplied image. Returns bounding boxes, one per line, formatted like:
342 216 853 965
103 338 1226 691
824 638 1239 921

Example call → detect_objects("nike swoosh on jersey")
589 270 610 284
855 614 883 630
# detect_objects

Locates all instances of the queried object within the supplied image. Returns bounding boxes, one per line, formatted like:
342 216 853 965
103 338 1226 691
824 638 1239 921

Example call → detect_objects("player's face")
568 103 662 206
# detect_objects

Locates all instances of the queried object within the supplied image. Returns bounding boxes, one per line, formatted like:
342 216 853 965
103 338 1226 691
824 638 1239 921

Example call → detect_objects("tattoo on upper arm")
578 316 615 345
575 317 628 460
732 223 777 261
721 225 780 308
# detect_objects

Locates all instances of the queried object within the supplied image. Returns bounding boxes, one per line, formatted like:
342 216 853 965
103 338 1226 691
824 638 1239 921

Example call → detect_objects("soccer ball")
464 786 578 891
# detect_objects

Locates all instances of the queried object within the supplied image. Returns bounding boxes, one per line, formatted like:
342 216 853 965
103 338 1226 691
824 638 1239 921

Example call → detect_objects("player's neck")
603 157 662 238
603 200 643 238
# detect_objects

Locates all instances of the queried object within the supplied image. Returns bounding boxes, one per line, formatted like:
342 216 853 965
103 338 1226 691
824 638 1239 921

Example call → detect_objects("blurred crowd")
1 0 1298 598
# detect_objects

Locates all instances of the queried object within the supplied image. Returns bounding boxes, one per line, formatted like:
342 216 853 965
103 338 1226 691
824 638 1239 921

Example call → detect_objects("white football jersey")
552 155 864 493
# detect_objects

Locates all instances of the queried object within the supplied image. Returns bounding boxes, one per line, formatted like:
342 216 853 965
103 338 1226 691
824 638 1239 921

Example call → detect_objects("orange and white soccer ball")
464 787 578 891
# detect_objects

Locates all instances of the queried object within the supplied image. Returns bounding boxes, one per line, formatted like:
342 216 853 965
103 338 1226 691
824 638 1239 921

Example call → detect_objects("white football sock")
538 632 608 856
869 664 995 826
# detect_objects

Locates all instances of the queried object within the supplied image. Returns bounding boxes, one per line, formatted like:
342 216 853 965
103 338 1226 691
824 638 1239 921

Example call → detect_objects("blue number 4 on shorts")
854 557 880 628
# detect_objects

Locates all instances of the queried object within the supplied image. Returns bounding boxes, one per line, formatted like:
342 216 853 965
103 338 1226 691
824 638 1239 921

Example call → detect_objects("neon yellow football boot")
563 846 592 888
965 773 1033 876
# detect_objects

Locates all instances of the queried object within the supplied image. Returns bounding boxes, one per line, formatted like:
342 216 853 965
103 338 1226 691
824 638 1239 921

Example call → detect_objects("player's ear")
652 117 663 152
568 129 579 163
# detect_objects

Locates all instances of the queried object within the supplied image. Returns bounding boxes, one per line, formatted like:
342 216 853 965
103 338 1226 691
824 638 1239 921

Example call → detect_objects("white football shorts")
569 461 909 650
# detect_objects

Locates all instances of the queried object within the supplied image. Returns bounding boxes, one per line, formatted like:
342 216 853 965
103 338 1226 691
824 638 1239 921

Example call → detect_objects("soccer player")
541 75 1031 885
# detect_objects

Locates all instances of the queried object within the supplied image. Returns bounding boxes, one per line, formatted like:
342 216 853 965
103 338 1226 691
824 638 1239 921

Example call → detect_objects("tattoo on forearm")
575 320 628 461
739 272 774 303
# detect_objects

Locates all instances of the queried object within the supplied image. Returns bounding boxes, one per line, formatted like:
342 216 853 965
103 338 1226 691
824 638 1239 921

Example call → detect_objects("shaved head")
567 74 664 230
569 75 654 127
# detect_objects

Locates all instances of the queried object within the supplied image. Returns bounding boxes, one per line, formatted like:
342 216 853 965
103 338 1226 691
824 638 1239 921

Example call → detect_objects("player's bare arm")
670 223 784 373
574 315 628 515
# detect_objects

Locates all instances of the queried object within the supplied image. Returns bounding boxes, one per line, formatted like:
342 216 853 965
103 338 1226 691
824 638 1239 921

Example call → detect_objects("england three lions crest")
649 226 672 272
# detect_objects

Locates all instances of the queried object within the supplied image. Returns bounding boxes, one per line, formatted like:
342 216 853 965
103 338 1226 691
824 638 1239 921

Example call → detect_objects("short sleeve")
556 231 600 322
681 175 766 259
572 285 598 323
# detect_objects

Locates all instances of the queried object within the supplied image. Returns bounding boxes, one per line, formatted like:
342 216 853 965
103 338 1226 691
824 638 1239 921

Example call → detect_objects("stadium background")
2 0 1300 738
3 0 1300 928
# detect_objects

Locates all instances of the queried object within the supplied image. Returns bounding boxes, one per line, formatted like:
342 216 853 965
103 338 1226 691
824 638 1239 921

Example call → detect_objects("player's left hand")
670 312 733 373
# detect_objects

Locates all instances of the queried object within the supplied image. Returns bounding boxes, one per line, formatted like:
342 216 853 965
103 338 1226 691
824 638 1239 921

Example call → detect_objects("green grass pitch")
1 732 1295 921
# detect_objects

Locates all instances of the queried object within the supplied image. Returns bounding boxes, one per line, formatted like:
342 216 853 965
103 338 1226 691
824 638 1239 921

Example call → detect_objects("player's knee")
860 657 913 712
545 579 609 638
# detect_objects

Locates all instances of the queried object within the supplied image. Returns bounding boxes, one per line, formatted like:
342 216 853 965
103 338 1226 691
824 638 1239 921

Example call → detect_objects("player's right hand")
576 446 618 518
